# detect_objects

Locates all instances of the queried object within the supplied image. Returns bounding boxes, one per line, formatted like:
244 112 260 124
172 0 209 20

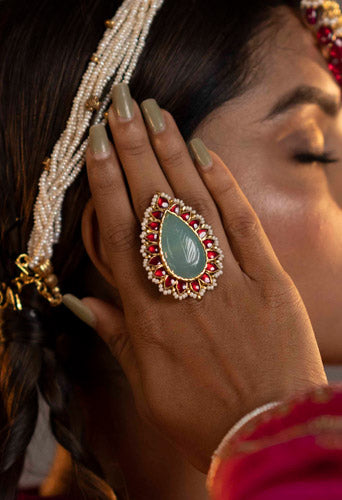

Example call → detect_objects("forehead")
213 6 341 124
261 6 339 95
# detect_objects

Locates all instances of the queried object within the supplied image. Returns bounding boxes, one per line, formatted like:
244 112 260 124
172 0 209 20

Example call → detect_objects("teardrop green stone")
160 211 207 279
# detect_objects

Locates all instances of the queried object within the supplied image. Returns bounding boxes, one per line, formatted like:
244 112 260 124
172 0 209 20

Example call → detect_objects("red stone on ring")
165 276 176 288
152 211 163 219
148 245 159 253
197 229 207 239
149 221 160 230
155 267 166 277
177 280 187 293
206 263 218 272
149 255 162 266
203 239 214 248
147 233 158 241
158 196 169 209
181 212 191 221
207 250 219 259
200 273 211 284
189 220 200 229
191 281 200 292
170 204 180 214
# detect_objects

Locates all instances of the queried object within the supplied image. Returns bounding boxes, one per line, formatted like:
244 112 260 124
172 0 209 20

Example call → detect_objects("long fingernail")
112 82 134 121
141 98 166 134
89 124 110 155
62 294 97 329
188 138 213 171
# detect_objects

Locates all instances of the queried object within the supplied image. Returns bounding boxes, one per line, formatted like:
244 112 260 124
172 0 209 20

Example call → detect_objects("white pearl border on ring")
139 192 225 301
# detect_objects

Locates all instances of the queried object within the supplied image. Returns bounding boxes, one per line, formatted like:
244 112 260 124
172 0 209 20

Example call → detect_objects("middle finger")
109 83 227 248
109 83 174 221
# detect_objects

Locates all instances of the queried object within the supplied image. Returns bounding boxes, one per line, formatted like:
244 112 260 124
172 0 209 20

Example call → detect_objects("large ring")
140 192 224 300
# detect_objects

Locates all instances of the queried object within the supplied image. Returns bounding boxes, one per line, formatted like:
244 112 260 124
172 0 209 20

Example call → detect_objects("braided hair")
0 284 115 499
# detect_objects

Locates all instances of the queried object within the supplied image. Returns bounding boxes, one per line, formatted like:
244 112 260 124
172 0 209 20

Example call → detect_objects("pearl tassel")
27 0 164 269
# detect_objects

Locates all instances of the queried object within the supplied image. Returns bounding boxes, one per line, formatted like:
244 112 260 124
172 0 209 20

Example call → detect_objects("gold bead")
90 54 99 64
85 95 101 112
105 19 115 28
42 157 51 172
45 273 58 289
104 111 109 121
33 258 53 278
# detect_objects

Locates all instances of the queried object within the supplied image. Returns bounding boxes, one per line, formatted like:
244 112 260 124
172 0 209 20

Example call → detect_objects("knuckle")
229 213 259 239
188 194 213 218
102 220 139 254
215 178 237 198
133 312 166 349
89 161 121 196
119 133 148 158
131 301 177 351
159 147 185 169
261 273 301 310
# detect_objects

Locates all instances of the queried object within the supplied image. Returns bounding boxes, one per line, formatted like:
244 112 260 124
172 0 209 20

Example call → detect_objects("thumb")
80 296 139 386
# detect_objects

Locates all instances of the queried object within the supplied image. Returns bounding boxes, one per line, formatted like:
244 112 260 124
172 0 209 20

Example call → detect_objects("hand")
83 85 327 472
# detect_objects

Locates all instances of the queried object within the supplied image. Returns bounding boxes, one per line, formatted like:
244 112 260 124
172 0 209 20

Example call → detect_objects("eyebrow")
263 85 341 121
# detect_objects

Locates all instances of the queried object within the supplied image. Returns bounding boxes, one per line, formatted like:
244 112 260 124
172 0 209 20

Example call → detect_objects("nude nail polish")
188 138 213 170
112 82 134 121
141 98 166 134
62 294 96 329
89 124 110 155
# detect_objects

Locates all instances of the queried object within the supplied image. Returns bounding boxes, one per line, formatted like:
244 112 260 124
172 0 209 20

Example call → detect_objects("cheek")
252 190 342 278
223 150 341 276
246 186 342 362
260 196 329 264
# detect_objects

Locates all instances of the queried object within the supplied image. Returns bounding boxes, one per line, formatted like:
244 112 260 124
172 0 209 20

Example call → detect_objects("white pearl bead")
27 0 164 268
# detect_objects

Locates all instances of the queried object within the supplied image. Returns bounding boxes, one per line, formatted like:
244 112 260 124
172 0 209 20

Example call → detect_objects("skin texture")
40 6 341 500
194 9 342 364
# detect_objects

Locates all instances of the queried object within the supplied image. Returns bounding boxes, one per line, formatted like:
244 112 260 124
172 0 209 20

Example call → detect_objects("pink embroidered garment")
208 384 342 500
17 385 342 500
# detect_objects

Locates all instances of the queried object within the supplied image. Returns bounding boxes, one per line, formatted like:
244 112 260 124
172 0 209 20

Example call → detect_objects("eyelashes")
294 151 339 164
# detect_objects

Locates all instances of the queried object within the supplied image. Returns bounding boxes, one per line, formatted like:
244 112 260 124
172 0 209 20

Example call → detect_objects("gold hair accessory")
0 254 62 311
0 0 164 313
301 0 342 86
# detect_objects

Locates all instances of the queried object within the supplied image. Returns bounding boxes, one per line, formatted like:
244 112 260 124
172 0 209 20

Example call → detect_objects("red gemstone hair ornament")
301 0 342 86
140 193 224 300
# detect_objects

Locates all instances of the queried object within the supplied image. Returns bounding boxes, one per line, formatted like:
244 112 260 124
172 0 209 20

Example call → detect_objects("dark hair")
0 0 300 498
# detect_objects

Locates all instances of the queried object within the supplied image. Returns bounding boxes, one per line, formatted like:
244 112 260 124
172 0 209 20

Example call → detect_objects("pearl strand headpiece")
1 0 340 311
0 0 165 311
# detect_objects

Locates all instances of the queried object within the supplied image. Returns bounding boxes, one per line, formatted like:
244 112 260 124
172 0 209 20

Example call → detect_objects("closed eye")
294 152 339 164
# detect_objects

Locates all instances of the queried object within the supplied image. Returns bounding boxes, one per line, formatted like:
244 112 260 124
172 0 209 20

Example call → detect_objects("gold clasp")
0 253 62 311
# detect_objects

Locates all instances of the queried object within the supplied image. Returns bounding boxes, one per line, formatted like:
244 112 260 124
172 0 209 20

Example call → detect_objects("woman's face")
192 7 342 363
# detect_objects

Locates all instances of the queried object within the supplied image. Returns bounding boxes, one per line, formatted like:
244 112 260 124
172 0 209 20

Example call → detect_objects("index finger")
85 123 149 301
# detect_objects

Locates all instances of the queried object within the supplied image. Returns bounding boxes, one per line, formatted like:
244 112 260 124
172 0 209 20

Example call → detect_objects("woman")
0 0 341 498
